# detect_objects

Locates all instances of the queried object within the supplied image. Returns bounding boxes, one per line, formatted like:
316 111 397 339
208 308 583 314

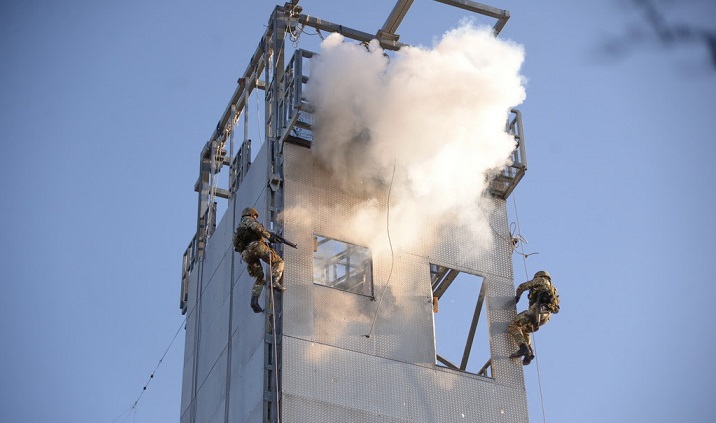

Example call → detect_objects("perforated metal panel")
281 337 528 423
181 140 528 423
279 143 528 422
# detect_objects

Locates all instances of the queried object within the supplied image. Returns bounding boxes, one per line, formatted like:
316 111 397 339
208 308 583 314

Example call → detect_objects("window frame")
431 263 492 378
312 235 374 298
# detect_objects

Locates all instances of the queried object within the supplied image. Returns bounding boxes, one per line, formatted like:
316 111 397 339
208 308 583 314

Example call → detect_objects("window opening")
431 264 492 377
313 236 373 297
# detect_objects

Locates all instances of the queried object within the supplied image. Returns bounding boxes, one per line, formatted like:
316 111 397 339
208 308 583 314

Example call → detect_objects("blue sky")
1 1 714 422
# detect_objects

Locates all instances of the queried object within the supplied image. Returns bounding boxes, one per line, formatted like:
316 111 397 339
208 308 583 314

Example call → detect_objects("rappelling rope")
267 253 281 423
113 238 240 422
364 161 397 338
512 193 547 423
243 191 279 422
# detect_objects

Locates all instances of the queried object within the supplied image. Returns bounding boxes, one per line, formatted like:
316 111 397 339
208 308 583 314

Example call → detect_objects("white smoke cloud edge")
291 21 527 261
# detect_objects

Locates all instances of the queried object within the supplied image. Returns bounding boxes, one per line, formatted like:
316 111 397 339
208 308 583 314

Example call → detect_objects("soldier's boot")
250 295 263 313
271 276 286 292
522 353 535 366
510 343 530 359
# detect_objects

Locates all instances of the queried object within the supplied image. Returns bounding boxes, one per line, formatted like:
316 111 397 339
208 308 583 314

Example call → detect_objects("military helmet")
242 207 258 218
534 270 551 280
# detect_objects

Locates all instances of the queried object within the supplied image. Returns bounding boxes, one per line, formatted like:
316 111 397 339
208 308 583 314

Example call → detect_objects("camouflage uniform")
508 304 551 356
233 215 284 298
509 271 559 365
515 274 558 312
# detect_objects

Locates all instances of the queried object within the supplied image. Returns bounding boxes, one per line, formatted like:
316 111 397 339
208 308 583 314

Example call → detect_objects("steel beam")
460 282 486 370
432 268 460 299
433 0 509 33
298 14 407 51
381 0 414 34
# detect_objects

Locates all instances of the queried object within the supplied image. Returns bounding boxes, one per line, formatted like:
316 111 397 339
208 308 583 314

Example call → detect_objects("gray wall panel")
283 144 313 187
283 394 413 423
202 202 233 288
228 335 265 423
234 141 269 209
180 340 194 419
229 271 265 341
182 110 528 422
196 297 228 391
207 400 224 423
425 203 511 279
195 214 232 391
199 256 229 325
485 274 523 384
246 406 264 423
282 336 528 423
370 253 435 363
194 348 227 423
196 237 230 383
280 143 529 422
283 163 436 364
230 271 266 349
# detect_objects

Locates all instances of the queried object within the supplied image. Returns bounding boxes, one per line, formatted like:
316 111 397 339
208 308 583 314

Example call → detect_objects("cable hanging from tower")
511 193 548 423
364 160 397 338
110 316 187 423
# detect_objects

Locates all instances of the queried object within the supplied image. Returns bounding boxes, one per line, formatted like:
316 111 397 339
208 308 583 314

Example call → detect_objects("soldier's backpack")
233 219 261 252
530 284 560 314
232 229 246 253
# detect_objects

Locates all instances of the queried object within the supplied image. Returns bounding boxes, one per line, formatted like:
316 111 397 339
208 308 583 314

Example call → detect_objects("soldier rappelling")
233 207 287 313
508 270 560 365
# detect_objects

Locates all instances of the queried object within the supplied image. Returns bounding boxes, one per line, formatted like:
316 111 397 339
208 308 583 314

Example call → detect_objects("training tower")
179 1 530 422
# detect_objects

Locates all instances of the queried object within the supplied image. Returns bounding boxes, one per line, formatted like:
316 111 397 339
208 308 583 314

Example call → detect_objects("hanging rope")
113 188 273 423
531 332 547 423
267 255 281 423
124 41 287 414
511 193 547 423
364 161 397 338
111 316 187 423
287 21 303 48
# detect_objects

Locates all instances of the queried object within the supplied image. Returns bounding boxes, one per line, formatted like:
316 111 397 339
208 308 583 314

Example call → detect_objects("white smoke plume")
301 22 526 259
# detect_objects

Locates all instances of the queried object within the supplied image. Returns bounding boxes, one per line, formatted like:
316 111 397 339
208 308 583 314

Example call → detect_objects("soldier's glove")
515 295 521 304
